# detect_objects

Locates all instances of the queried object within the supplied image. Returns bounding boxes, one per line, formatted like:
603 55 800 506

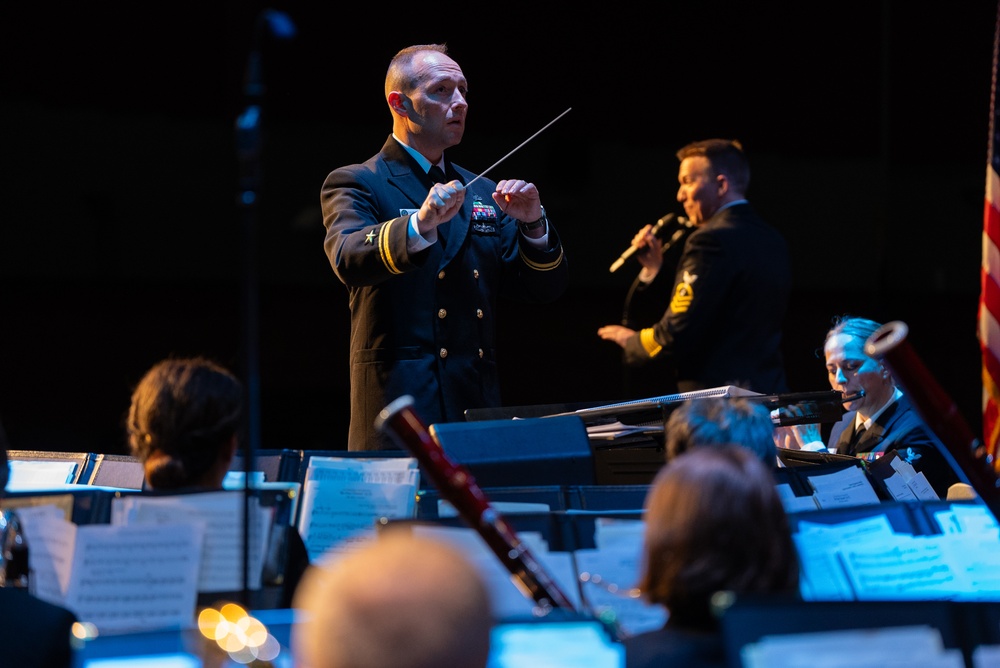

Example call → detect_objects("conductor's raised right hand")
416 180 466 235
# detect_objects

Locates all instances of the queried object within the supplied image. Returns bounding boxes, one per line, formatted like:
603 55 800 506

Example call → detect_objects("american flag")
981 2 1000 472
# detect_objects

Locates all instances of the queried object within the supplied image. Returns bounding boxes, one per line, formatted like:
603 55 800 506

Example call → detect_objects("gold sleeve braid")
640 327 662 357
519 246 564 271
378 218 403 274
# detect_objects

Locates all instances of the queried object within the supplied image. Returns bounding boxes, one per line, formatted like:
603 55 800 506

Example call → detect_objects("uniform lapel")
381 137 433 208
855 421 883 453
864 401 903 454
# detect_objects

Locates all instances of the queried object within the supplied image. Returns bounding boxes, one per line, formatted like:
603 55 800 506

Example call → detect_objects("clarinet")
375 395 576 613
865 321 1000 503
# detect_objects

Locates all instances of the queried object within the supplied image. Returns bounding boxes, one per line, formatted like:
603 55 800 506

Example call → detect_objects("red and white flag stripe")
979 1 1000 472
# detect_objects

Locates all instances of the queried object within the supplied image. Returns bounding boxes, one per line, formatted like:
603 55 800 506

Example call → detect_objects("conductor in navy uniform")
320 44 569 451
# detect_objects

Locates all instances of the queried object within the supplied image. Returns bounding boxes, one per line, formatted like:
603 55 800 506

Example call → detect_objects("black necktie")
428 165 447 183
847 424 867 454
427 165 452 246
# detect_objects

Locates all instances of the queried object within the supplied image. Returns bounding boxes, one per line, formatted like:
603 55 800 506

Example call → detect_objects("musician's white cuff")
638 267 658 284
408 212 435 252
799 441 829 452
521 231 549 248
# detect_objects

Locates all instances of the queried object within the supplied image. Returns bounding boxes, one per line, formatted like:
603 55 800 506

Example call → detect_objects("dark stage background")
1 2 995 455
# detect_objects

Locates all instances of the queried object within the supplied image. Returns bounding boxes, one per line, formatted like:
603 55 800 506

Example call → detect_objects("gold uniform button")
439 348 448 358
478 348 484 358
438 309 447 319
476 309 483 319
473 269 480 279
438 270 446 280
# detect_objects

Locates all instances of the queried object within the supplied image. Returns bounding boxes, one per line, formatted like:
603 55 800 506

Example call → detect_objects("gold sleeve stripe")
379 218 403 274
640 327 662 358
519 245 565 272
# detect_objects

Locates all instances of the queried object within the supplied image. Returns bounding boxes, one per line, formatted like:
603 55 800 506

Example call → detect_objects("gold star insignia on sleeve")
365 229 377 245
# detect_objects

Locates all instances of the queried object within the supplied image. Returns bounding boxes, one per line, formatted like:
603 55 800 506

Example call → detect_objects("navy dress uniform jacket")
830 394 960 498
321 136 568 451
623 203 791 394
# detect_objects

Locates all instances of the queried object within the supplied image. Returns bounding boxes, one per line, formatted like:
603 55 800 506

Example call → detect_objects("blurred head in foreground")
293 529 494 668
640 445 798 629
664 396 777 464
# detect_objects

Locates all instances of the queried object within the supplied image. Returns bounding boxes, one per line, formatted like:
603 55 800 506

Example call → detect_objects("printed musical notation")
18 506 203 634
17 489 282 635
297 456 420 561
111 490 271 593
794 506 1000 601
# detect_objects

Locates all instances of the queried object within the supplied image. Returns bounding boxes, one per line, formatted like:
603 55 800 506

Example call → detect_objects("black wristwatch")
518 206 547 234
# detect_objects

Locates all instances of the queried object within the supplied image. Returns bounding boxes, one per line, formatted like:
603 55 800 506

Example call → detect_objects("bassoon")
374 394 577 613
864 320 1000 504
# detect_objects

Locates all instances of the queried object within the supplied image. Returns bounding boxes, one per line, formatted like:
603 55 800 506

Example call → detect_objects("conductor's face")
404 51 468 152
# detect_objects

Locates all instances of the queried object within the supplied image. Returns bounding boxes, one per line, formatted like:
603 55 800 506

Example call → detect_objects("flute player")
320 44 569 451
775 315 961 498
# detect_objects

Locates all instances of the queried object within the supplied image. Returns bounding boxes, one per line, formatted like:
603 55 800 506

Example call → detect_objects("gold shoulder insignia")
669 281 694 313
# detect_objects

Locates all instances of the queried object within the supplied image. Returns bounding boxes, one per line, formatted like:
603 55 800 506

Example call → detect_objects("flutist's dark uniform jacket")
321 137 569 451
624 202 790 394
831 393 960 498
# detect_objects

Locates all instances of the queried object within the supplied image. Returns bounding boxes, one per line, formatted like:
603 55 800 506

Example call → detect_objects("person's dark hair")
664 397 776 464
826 314 882 345
385 43 449 98
676 138 750 193
812 315 883 358
639 445 798 629
126 357 243 489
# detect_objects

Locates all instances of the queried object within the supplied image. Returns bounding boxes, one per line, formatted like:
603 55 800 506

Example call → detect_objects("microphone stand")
233 7 296 607
235 51 262 613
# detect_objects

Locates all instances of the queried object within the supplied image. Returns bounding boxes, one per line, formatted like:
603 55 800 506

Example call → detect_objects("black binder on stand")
430 415 596 488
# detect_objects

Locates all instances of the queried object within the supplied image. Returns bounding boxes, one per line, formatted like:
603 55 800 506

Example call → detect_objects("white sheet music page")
297 456 419 561
882 473 921 501
933 503 1000 536
18 506 203 634
575 518 667 636
886 455 940 500
806 466 881 508
794 515 897 601
742 625 962 668
64 522 203 634
795 508 1000 601
14 504 77 604
410 524 581 618
111 491 270 593
775 483 821 513
839 537 963 599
